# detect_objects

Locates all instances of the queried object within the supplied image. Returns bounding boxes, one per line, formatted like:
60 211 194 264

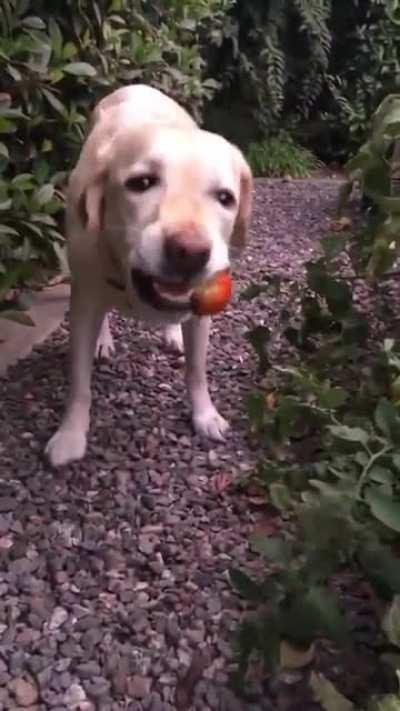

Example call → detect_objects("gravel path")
0 180 341 711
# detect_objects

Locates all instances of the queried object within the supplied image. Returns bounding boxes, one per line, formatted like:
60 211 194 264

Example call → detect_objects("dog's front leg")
45 282 106 466
182 316 229 441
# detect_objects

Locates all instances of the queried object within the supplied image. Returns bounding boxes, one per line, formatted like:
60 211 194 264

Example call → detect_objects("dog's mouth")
131 269 194 311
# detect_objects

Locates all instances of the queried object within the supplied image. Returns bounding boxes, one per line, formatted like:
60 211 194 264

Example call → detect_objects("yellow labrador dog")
45 84 253 466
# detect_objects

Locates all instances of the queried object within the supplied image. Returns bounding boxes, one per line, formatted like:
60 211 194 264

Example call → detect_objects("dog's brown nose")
163 232 210 277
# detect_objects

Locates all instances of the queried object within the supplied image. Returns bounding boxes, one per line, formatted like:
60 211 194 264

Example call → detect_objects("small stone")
207 450 219 468
64 683 86 709
0 497 17 512
9 677 39 707
186 628 205 644
129 675 152 699
138 533 157 555
49 606 68 631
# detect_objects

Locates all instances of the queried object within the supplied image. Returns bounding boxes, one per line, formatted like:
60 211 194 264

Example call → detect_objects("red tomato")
191 270 232 316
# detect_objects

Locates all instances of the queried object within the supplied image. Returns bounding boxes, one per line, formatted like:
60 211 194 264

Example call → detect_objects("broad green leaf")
307 262 352 318
0 142 9 159
250 535 292 564
62 42 77 60
269 482 292 512
310 672 354 711
281 586 347 647
369 694 400 711
367 489 400 532
35 183 55 206
245 391 265 430
0 224 18 235
21 15 46 29
383 596 400 647
369 467 394 485
63 62 97 77
321 233 349 260
11 173 34 189
328 425 369 445
318 386 348 409
359 543 400 597
41 88 67 117
48 17 63 57
0 117 16 134
375 398 400 440
229 568 264 602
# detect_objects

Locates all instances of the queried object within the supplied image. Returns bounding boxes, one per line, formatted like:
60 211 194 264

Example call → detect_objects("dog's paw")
193 407 229 441
162 324 184 354
45 429 87 467
95 332 115 360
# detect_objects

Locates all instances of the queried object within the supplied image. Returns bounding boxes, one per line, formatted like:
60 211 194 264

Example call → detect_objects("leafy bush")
0 0 231 320
232 229 400 702
231 97 400 702
338 94 400 282
247 134 321 178
208 0 400 162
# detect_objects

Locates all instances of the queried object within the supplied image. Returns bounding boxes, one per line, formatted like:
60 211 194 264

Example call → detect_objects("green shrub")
0 0 231 321
338 94 400 282
247 134 321 178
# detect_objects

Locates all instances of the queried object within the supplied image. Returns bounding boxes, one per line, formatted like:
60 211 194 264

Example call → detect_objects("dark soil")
0 179 396 710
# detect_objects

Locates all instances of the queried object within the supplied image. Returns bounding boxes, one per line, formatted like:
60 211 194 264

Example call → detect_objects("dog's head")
70 123 253 311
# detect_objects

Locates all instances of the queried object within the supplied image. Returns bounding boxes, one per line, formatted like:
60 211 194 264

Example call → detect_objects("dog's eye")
215 189 235 208
125 174 159 192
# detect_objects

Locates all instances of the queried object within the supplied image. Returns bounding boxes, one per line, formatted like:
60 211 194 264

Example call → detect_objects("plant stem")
356 445 391 500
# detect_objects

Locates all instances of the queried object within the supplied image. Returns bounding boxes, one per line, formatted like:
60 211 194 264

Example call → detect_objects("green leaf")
0 224 18 236
229 568 264 603
369 467 394 485
246 391 265 430
383 596 400 648
369 694 400 711
0 142 9 159
321 233 349 261
48 17 63 57
62 42 77 60
281 586 347 648
318 386 348 409
375 398 400 440
310 672 354 711
269 482 292 512
35 183 55 206
367 489 400 532
41 88 67 117
0 117 16 134
307 261 352 318
375 196 400 216
63 62 97 77
11 173 34 190
250 535 292 564
359 543 400 597
328 425 369 445
21 15 46 29
245 325 270 373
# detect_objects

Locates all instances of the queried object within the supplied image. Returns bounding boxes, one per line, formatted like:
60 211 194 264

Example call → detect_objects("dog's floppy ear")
68 125 112 236
231 151 253 249
76 174 106 235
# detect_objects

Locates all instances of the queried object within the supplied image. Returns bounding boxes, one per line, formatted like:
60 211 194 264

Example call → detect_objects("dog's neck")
98 238 125 291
